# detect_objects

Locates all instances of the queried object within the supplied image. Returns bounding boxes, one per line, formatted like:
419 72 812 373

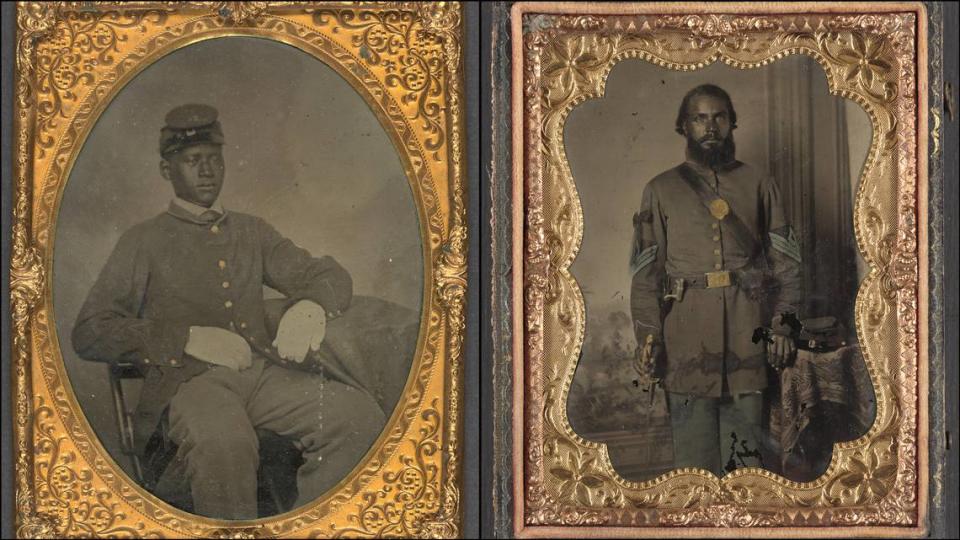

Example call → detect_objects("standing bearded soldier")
629 84 803 476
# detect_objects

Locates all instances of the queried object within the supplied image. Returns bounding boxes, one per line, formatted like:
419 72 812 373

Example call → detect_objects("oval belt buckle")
709 198 730 220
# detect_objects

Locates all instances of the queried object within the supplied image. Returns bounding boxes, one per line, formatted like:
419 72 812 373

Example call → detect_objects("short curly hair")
675 84 738 135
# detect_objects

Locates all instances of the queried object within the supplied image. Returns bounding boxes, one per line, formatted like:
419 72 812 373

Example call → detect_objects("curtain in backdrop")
766 55 860 329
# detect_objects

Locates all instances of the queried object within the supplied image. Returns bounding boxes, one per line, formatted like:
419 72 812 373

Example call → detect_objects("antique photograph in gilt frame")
11 2 464 537
510 2 933 537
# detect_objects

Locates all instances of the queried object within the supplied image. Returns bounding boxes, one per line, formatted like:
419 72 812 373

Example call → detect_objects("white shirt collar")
172 196 224 217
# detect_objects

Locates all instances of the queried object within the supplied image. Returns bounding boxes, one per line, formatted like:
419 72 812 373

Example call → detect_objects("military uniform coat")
630 158 802 397
72 202 352 454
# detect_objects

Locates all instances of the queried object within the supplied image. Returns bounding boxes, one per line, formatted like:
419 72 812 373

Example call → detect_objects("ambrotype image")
567 55 876 482
54 37 422 520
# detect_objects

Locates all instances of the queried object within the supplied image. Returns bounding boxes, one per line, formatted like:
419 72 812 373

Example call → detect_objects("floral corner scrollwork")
30 7 171 157
313 3 461 161
30 398 161 538
330 402 444 539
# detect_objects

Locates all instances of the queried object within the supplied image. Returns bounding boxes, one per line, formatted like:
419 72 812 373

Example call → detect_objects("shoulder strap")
676 163 760 257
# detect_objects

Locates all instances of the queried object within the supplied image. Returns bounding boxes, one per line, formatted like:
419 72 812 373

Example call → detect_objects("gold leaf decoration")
330 403 443 538
14 2 464 537
520 9 921 529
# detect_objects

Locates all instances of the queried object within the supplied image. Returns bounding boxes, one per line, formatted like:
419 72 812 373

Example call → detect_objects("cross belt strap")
676 163 760 257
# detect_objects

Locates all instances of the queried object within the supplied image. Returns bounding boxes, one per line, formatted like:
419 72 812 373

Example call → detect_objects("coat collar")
166 197 228 225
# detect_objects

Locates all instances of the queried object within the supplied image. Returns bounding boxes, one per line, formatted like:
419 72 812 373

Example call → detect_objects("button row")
713 221 723 270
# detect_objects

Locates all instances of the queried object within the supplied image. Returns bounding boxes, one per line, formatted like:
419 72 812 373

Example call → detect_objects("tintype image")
567 55 876 482
53 37 422 520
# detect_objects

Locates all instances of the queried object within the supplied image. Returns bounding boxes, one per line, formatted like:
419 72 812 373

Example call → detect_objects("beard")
686 131 736 169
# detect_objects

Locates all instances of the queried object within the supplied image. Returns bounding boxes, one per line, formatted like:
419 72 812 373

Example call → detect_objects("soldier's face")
681 95 733 149
160 143 225 207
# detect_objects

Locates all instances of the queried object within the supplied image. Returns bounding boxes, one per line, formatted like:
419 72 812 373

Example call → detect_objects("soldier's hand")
274 300 326 363
185 326 252 370
767 334 796 369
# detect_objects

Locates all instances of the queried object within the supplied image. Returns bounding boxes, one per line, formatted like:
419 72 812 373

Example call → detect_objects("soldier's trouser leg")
168 365 261 520
247 363 386 510
718 392 765 473
667 392 721 476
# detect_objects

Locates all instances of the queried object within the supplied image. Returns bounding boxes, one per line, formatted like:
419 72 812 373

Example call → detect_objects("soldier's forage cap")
159 104 224 157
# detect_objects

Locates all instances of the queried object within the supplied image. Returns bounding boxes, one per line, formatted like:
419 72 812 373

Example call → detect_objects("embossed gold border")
12 2 465 538
511 2 928 537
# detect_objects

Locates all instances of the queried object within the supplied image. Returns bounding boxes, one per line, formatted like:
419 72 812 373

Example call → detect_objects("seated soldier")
72 104 385 520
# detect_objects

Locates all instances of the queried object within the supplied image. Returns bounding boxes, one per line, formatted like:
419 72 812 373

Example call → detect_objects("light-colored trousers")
667 391 770 477
164 356 385 520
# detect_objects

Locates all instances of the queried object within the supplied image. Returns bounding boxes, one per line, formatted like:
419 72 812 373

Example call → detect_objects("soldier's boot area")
167 357 387 519
667 392 722 475
717 392 766 474
667 391 766 477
